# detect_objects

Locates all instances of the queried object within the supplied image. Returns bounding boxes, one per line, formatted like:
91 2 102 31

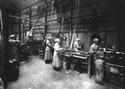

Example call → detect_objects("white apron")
52 43 62 68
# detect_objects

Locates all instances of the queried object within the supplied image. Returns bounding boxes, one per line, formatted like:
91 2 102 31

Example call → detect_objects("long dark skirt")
44 46 52 63
88 55 95 78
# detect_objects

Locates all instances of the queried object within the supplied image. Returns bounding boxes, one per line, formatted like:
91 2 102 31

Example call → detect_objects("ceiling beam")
17 0 48 12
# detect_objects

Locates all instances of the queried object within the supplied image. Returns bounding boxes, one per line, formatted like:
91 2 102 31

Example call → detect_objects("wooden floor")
7 56 123 89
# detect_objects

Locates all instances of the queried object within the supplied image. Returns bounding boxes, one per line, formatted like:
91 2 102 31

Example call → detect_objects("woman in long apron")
89 38 104 84
52 38 63 71
88 38 99 78
44 37 53 64
72 38 82 73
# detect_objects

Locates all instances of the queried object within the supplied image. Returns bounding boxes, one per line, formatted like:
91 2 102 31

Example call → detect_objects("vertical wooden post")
22 19 25 40
44 7 47 36
0 9 9 89
69 5 73 45
29 8 32 30
18 13 21 40
0 9 5 89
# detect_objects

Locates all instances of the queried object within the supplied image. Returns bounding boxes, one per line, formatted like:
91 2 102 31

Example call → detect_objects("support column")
18 13 21 40
69 6 73 45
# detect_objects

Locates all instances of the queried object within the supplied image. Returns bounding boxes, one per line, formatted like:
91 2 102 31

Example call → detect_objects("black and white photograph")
0 0 125 89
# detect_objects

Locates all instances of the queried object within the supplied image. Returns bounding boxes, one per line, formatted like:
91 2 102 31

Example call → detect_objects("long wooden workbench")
61 54 89 73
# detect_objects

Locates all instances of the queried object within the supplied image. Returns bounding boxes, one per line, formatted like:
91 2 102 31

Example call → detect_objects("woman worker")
9 35 19 62
89 38 104 84
88 38 99 78
68 38 83 73
89 38 99 53
44 36 53 64
74 38 82 52
52 38 63 71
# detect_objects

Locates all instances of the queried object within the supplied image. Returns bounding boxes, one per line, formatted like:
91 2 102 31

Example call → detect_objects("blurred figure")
44 36 53 64
89 38 99 53
52 38 63 71
9 34 19 62
7 35 19 82
88 38 100 78
67 38 83 73
9 34 17 42
74 38 82 52
89 38 104 84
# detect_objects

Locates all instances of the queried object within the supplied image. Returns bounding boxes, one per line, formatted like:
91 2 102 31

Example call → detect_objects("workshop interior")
0 0 125 89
